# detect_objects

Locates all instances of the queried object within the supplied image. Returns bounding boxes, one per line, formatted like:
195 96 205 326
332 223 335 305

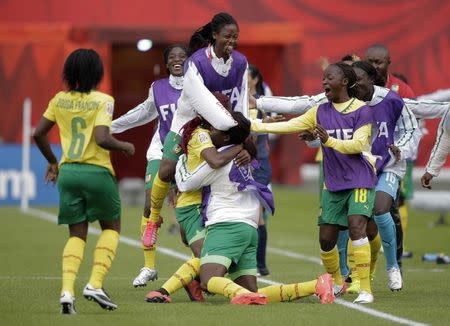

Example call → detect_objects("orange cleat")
315 273 335 304
184 280 205 302
230 292 268 305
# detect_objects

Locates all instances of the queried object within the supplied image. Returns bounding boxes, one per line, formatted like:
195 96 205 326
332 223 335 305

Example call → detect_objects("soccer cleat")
60 291 76 315
387 267 403 291
346 279 361 294
132 267 158 287
145 290 172 303
315 273 335 304
333 282 347 297
230 292 268 305
83 284 117 310
142 221 161 248
353 291 374 304
184 280 205 302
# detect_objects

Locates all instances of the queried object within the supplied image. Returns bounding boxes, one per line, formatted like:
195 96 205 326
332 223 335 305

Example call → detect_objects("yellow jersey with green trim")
43 90 115 174
176 127 214 208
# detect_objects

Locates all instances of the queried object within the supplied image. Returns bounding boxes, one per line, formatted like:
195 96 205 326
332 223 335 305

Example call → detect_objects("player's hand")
298 131 317 142
421 172 433 189
249 95 257 109
122 142 135 156
235 149 251 166
314 124 329 143
263 115 285 123
388 144 401 163
45 163 59 184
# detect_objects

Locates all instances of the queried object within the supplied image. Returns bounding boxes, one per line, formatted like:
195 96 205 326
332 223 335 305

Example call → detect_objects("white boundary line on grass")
24 207 429 326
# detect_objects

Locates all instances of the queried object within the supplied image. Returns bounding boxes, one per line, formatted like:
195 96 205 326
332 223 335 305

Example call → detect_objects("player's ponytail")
187 23 212 56
181 117 203 155
187 12 238 56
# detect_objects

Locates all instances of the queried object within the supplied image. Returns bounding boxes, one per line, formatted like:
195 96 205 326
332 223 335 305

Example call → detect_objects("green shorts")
144 159 161 190
57 163 121 225
144 159 176 190
319 188 375 228
162 131 182 162
201 222 258 280
400 160 414 200
175 204 205 245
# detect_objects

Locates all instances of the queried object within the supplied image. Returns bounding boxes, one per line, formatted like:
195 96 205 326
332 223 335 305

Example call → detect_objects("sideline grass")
0 187 449 325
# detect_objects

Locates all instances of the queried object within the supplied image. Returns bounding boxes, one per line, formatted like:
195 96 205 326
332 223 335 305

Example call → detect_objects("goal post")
20 97 32 212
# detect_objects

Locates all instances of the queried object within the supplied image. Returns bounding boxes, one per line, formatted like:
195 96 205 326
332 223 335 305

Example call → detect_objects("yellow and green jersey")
43 90 115 174
176 127 214 208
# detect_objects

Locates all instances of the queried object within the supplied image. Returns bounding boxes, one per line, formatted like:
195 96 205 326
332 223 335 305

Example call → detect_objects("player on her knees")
146 93 250 303
174 111 335 305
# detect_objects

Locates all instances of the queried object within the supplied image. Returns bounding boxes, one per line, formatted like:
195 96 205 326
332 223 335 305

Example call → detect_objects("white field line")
24 207 429 326
0 276 170 281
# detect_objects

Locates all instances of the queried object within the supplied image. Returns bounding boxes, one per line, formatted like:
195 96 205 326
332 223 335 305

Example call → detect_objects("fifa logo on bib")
326 128 353 140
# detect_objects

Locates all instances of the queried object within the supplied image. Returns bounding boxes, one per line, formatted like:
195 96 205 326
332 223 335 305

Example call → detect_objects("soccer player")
365 44 415 261
145 93 250 303
175 111 335 305
348 60 420 292
111 44 187 287
33 49 135 314
146 12 249 247
421 107 450 189
251 63 377 304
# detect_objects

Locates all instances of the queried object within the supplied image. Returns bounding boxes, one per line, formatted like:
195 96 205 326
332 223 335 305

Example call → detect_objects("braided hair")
187 12 238 56
333 62 358 98
63 49 104 93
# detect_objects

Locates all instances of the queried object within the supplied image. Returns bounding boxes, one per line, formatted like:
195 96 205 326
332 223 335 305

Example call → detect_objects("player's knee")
319 237 335 252
158 162 176 182
374 206 390 216
348 227 366 241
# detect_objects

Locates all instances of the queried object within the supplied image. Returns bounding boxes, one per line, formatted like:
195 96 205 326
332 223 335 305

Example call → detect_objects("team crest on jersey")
106 102 114 116
145 174 152 183
198 132 209 144
173 144 182 154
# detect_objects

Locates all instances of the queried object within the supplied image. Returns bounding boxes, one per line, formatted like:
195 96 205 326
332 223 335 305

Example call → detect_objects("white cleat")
387 267 403 291
83 284 117 310
60 291 76 315
132 267 158 287
333 283 347 297
353 291 374 304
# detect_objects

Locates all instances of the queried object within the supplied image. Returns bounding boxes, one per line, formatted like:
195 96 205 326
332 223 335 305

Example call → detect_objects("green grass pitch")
1 186 449 325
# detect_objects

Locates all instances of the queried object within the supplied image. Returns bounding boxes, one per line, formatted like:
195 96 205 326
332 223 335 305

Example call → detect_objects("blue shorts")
375 172 400 200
